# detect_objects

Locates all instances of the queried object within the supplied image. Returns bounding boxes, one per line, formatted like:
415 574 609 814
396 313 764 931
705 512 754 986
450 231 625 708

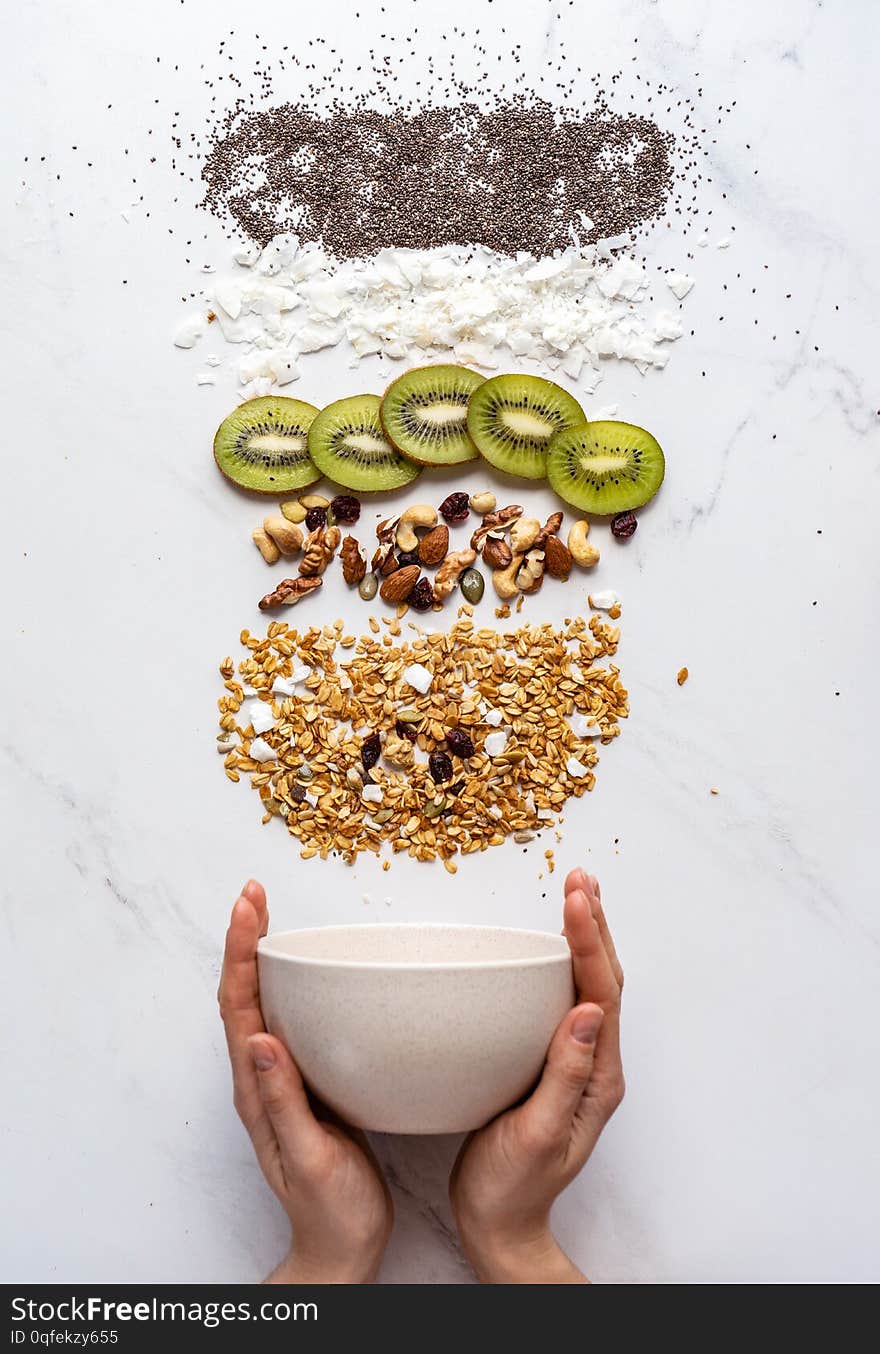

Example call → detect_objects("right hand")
218 880 393 1284
449 870 624 1283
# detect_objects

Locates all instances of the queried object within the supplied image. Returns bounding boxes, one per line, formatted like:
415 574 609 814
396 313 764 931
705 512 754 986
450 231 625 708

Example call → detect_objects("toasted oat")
217 615 628 867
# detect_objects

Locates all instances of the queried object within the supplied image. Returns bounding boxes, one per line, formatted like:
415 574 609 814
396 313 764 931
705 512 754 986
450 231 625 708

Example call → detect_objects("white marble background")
2 0 878 1284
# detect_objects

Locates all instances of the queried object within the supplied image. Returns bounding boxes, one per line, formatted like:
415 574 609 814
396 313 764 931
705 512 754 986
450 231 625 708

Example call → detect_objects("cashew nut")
263 515 303 556
395 503 438 552
252 526 280 564
568 520 601 568
509 517 541 554
469 490 497 514
492 557 522 600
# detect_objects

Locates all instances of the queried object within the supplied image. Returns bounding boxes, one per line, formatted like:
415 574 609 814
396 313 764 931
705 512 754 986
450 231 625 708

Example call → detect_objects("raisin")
610 511 638 540
438 491 470 523
305 506 328 531
396 548 420 568
448 780 465 798
446 728 475 759
429 750 454 783
395 719 419 743
408 577 436 611
289 784 306 804
330 494 361 524
361 731 381 770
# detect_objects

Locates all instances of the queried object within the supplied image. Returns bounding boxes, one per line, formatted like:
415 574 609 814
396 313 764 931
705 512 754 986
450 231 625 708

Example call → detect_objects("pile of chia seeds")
200 96 675 257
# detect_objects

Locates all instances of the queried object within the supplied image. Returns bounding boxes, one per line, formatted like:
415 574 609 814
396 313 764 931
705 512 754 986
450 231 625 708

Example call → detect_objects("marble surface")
3 0 878 1285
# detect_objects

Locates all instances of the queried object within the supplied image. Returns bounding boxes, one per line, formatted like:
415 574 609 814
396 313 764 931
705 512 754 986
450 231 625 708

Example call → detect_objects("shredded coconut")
178 235 693 396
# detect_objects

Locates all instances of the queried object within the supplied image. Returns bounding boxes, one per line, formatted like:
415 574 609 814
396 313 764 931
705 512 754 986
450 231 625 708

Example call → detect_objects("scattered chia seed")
200 97 676 257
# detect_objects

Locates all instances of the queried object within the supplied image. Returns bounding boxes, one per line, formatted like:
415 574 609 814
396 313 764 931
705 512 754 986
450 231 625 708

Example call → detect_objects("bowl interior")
258 923 569 968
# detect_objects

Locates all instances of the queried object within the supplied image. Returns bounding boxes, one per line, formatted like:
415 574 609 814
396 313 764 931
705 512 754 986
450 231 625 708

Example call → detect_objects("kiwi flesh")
547 420 665 513
213 396 321 493
308 394 422 492
466 373 586 479
380 364 484 465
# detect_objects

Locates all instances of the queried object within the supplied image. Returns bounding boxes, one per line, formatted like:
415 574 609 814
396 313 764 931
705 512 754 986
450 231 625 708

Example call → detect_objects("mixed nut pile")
217 612 628 867
250 489 607 617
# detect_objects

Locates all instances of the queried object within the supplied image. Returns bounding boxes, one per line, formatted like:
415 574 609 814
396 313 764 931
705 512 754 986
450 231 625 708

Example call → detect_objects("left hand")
449 869 625 1283
218 880 393 1284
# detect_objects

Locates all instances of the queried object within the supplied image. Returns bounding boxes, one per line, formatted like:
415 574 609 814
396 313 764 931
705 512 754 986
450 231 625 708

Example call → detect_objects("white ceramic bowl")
257 923 574 1134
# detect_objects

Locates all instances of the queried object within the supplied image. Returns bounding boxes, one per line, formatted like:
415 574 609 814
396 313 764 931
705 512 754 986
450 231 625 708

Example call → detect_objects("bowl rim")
257 922 572 972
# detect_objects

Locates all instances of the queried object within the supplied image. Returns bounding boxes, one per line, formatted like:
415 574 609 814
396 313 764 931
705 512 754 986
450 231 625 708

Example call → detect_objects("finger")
249 1034 324 1177
591 889 624 992
564 867 588 898
521 1004 604 1138
218 893 271 1145
563 887 620 1010
242 878 269 938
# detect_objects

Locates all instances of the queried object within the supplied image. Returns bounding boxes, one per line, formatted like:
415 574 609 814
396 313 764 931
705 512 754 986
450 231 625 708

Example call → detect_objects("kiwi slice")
214 396 321 494
308 395 422 492
547 420 665 513
380 364 484 465
466 374 586 479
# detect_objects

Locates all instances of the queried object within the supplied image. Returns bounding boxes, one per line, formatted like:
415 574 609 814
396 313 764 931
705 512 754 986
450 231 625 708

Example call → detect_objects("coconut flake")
173 315 206 349
249 737 277 764
666 270 695 301
362 784 384 804
483 708 504 727
186 239 695 395
484 730 509 758
272 666 311 696
571 713 603 738
588 590 621 612
566 756 589 778
245 701 275 735
403 662 433 694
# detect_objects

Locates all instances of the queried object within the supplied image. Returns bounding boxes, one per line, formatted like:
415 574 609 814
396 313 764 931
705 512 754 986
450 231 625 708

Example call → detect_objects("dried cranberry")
330 494 361 524
361 731 381 770
396 548 420 568
429 750 454 784
438 491 470 524
305 506 328 531
610 511 638 540
395 719 419 743
446 727 475 759
408 577 436 611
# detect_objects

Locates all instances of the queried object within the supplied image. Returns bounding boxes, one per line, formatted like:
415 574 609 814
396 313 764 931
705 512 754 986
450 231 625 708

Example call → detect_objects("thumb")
248 1034 323 1168
526 1004 604 1129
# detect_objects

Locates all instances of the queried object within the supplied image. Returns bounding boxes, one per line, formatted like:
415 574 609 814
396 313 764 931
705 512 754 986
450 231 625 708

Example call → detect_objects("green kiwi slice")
380 364 484 465
213 396 321 494
547 420 665 513
308 394 422 492
466 374 586 479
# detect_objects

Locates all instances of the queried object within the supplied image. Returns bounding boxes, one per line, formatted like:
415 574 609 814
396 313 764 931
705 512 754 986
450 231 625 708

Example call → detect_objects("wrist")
457 1220 587 1285
265 1245 382 1286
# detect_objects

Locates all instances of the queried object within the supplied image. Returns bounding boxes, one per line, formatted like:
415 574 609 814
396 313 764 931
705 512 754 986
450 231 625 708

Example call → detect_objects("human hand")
449 869 624 1283
218 881 393 1284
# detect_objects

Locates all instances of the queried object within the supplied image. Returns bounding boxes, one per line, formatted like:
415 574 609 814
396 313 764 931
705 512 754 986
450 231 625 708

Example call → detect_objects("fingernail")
250 1037 276 1072
242 879 261 902
572 1007 603 1045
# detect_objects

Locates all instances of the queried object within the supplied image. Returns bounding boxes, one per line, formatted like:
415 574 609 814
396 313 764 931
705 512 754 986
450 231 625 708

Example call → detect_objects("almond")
544 534 573 580
418 523 449 566
379 564 420 604
482 535 513 570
